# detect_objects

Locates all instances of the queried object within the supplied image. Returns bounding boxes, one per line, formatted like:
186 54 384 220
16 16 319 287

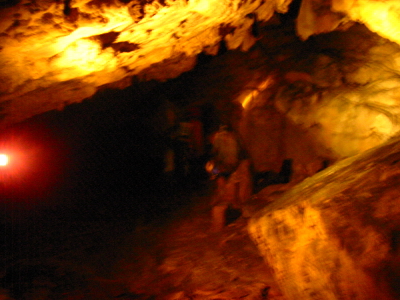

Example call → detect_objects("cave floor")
1 183 286 300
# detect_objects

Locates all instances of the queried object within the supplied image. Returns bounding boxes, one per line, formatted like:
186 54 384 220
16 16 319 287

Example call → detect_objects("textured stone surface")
0 0 400 128
0 0 290 127
238 24 400 174
274 27 400 158
296 0 400 44
248 134 400 300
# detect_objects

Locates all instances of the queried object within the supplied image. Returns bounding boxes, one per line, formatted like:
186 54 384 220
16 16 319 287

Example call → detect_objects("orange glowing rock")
0 0 287 127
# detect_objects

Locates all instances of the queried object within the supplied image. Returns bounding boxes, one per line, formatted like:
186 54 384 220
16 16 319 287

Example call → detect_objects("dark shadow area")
0 78 214 299
225 206 242 225
253 159 293 193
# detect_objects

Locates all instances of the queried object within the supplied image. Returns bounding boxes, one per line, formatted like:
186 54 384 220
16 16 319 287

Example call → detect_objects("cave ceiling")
0 0 400 128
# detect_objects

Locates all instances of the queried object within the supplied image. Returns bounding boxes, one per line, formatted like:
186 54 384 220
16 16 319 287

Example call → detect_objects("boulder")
248 134 400 300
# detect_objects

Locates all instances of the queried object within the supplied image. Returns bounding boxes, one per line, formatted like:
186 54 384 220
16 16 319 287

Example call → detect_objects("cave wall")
1 0 400 130
248 133 400 300
232 23 400 181
296 0 400 45
0 0 292 127
134 20 400 183
275 25 400 159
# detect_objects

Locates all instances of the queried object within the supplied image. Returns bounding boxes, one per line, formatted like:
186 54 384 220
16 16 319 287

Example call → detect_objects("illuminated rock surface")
235 23 400 178
0 0 291 126
1 0 399 161
1 0 400 128
248 134 400 300
296 0 400 43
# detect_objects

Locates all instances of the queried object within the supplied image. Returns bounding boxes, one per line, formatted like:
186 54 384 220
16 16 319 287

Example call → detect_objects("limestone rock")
248 134 400 300
296 0 349 41
272 25 400 160
0 0 289 127
0 0 400 129
311 54 342 88
239 106 285 173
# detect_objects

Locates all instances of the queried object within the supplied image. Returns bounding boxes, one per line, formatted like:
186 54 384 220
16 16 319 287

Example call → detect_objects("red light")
0 154 9 166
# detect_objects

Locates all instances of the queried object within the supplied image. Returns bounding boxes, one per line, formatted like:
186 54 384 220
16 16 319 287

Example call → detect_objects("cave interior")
1 0 400 299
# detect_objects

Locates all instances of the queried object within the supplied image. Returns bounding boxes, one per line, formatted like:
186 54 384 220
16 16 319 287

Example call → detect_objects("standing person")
210 125 240 177
208 125 252 231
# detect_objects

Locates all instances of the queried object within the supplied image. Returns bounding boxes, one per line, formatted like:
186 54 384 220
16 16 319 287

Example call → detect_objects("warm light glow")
65 39 99 64
0 154 9 166
53 39 117 81
242 91 256 109
190 0 212 14
241 76 274 109
344 1 400 44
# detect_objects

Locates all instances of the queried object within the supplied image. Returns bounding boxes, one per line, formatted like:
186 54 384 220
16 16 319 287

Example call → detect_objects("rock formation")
1 0 400 128
248 133 400 300
0 0 291 126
